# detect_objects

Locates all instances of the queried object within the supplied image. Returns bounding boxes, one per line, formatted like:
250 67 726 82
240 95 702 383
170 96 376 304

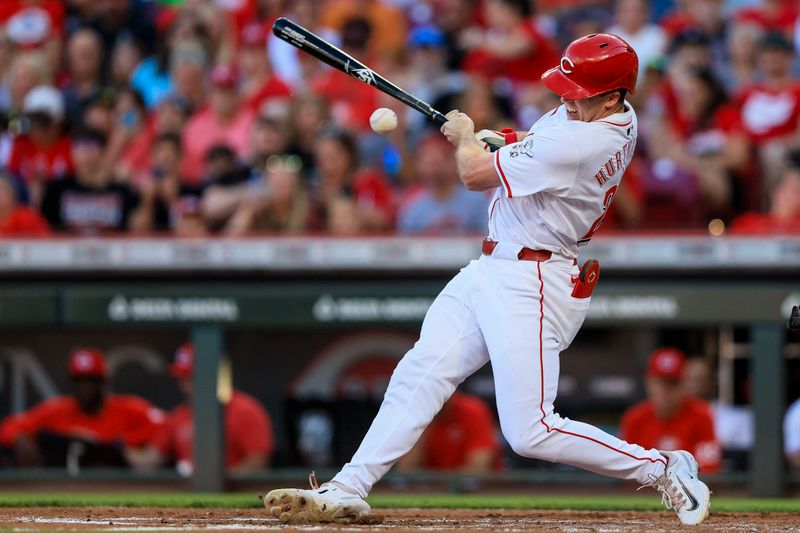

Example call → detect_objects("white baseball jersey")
489 103 637 258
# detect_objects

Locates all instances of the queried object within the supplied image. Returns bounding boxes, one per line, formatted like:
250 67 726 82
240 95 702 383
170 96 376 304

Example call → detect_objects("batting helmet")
541 33 638 100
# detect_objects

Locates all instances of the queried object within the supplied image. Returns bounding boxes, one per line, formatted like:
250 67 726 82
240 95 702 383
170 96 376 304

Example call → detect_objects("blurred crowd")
1 0 800 237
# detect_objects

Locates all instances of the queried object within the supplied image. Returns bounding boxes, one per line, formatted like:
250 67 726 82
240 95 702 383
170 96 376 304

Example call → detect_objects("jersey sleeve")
493 123 579 199
12 398 66 438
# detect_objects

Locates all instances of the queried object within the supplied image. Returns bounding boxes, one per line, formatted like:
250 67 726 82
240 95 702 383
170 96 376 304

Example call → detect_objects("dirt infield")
2 507 799 532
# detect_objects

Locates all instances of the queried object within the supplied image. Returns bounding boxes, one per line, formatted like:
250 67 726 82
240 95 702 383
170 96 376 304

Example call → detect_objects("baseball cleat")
263 473 371 524
644 450 711 525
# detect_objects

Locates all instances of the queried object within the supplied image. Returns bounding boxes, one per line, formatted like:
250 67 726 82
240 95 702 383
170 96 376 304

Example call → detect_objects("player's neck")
596 103 627 121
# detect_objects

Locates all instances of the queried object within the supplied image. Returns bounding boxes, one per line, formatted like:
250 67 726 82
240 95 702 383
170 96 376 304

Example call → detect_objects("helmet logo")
560 56 575 75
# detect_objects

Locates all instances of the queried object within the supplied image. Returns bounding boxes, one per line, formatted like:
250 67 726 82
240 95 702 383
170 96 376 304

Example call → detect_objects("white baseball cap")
23 85 65 121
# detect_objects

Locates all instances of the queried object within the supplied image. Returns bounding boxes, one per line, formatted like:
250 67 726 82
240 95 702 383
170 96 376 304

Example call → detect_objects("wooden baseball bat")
271 17 452 127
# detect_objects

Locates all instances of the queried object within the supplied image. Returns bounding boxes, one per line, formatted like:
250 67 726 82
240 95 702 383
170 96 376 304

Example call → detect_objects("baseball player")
265 34 711 526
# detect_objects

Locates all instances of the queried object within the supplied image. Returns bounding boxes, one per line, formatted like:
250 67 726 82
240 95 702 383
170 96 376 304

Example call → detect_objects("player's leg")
333 262 490 496
474 257 666 482
475 256 710 525
265 262 490 522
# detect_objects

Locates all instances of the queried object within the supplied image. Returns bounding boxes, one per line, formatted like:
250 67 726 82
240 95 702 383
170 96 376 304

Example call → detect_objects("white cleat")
263 473 371 524
645 450 711 525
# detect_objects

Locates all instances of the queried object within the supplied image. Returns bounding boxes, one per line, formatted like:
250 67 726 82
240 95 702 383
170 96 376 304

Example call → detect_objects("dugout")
0 235 797 497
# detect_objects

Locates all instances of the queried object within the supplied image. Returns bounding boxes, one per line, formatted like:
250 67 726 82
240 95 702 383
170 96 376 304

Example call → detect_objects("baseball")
369 108 398 134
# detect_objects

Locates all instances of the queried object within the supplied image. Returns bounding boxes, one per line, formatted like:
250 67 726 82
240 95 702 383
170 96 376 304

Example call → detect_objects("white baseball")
369 108 398 134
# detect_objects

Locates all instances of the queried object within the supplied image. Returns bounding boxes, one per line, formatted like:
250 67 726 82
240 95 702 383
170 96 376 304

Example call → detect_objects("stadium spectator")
320 0 407 60
154 93 193 137
461 0 558 86
737 32 800 201
248 116 295 169
660 0 727 71
81 91 116 136
40 128 146 234
237 22 291 116
455 78 511 132
62 27 105 129
311 128 393 233
620 347 721 473
0 171 50 237
645 66 748 224
404 26 467 132
730 159 800 233
286 92 330 171
718 21 762 94
397 392 499 472
0 348 165 468
398 135 488 234
8 85 72 205
109 37 143 88
5 51 52 116
82 0 156 59
137 133 204 232
200 144 252 231
784 397 800 470
607 0 667 81
130 13 181 108
131 342 274 474
169 40 210 112
181 64 255 182
311 17 379 131
225 155 310 234
104 87 151 183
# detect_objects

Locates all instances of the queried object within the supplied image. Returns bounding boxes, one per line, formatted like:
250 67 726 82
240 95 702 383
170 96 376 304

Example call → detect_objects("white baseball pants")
333 253 667 497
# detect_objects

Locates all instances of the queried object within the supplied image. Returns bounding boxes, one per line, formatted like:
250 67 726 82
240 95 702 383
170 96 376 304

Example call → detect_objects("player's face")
72 377 106 414
646 377 684 419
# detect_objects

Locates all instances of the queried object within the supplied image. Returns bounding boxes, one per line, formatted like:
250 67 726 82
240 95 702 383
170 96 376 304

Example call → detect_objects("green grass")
0 492 798 513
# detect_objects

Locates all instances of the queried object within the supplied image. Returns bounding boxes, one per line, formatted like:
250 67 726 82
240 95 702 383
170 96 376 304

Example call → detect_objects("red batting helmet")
541 33 638 99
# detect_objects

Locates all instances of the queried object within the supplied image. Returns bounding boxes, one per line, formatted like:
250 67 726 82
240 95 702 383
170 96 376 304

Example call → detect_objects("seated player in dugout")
0 348 165 468
396 392 500 473
128 343 273 474
620 347 721 473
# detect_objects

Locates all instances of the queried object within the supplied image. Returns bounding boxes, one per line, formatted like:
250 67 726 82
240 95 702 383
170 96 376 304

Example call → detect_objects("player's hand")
441 110 475 146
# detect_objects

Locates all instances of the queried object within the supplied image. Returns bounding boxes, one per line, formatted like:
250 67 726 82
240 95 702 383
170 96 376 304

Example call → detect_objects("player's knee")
502 424 549 458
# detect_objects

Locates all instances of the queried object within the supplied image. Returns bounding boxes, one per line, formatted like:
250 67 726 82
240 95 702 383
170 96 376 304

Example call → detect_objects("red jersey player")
134 343 274 475
0 348 165 468
398 392 500 472
620 347 721 473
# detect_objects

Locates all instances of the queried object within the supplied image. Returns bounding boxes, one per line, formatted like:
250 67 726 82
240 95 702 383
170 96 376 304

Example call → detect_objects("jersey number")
578 185 618 244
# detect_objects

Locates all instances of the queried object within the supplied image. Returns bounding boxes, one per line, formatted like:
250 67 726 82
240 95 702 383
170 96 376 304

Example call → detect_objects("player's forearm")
455 139 500 191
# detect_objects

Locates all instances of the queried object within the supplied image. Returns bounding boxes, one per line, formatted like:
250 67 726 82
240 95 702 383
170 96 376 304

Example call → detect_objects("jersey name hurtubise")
490 103 637 258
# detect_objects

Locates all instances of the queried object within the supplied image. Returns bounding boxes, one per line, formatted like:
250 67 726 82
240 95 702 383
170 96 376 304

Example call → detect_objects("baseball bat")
271 17 450 126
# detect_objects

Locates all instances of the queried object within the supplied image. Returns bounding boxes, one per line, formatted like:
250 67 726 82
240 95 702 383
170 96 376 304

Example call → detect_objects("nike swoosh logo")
677 476 700 512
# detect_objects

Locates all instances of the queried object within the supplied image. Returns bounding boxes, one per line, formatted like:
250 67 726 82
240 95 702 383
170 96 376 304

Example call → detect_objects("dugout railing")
0 235 797 497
